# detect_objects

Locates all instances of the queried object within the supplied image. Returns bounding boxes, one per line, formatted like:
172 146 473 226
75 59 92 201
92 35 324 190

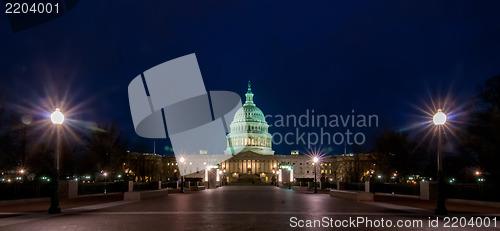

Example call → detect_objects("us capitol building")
173 82 376 184
125 82 375 184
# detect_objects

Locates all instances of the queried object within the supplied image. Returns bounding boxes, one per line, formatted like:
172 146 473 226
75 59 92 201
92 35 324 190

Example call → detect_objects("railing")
161 181 178 189
339 182 499 202
324 181 337 189
132 182 158 191
447 183 500 202
376 183 420 195
0 182 51 200
345 182 365 191
78 182 126 195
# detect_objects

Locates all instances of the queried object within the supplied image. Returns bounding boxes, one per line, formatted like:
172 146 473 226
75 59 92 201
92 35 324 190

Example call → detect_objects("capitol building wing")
224 81 274 155
124 82 376 184
180 82 376 184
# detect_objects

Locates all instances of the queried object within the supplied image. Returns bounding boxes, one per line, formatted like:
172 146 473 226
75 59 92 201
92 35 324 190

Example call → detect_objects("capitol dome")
232 98 266 124
224 82 274 155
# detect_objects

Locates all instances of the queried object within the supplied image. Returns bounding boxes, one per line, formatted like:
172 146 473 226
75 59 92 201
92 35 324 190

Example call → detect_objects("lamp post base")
434 207 448 215
435 189 448 215
180 176 185 193
435 170 448 215
48 173 60 214
48 206 61 214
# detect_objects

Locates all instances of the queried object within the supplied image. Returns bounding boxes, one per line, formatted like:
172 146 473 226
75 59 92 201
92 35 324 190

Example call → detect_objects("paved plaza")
0 186 499 230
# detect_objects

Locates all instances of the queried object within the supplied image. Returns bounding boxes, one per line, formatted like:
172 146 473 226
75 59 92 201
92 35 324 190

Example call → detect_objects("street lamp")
49 108 64 214
433 109 448 215
179 157 185 193
313 157 319 194
51 108 64 124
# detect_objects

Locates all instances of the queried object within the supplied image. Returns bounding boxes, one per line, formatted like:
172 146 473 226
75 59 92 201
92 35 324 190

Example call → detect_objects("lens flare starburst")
13 77 100 146
305 147 327 164
401 88 466 150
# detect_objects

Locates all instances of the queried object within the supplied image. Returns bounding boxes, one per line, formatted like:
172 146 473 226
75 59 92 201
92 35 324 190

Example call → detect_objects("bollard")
128 181 134 192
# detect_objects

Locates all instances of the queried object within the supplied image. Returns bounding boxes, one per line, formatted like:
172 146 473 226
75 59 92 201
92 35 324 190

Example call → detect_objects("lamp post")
49 108 64 214
433 109 448 215
274 169 278 187
313 157 319 194
21 115 32 175
206 166 210 189
222 168 226 186
179 157 185 193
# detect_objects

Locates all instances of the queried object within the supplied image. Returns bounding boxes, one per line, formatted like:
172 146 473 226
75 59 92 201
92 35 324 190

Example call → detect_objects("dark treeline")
373 76 500 184
1 76 500 184
0 96 132 180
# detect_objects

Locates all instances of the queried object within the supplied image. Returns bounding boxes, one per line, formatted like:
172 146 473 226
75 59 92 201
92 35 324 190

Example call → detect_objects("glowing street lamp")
313 157 319 194
179 157 185 193
433 109 447 215
51 108 65 125
49 108 64 214
433 109 446 125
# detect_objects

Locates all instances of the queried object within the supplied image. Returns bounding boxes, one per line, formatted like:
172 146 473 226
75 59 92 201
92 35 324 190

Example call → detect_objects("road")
0 186 499 230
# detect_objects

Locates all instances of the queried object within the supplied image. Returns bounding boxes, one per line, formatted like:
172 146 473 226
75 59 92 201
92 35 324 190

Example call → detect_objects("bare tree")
83 123 128 176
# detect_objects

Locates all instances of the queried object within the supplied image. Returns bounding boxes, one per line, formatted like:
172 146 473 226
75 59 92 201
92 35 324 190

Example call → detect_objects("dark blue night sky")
1 1 500 155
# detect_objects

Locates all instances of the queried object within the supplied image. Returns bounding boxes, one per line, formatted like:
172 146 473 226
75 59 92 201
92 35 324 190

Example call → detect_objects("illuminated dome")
232 93 266 124
224 82 274 155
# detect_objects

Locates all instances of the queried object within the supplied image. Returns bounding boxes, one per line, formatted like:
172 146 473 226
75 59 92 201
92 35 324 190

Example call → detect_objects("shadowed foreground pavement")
0 186 499 230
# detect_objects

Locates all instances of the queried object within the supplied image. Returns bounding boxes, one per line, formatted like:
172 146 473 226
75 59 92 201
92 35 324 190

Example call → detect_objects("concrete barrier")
128 181 134 192
337 181 346 190
448 198 500 208
0 192 123 207
329 189 374 202
374 192 420 199
60 180 78 199
420 181 437 200
0 197 50 207
190 185 206 191
77 192 123 198
124 189 168 201
167 188 181 193
292 186 308 191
